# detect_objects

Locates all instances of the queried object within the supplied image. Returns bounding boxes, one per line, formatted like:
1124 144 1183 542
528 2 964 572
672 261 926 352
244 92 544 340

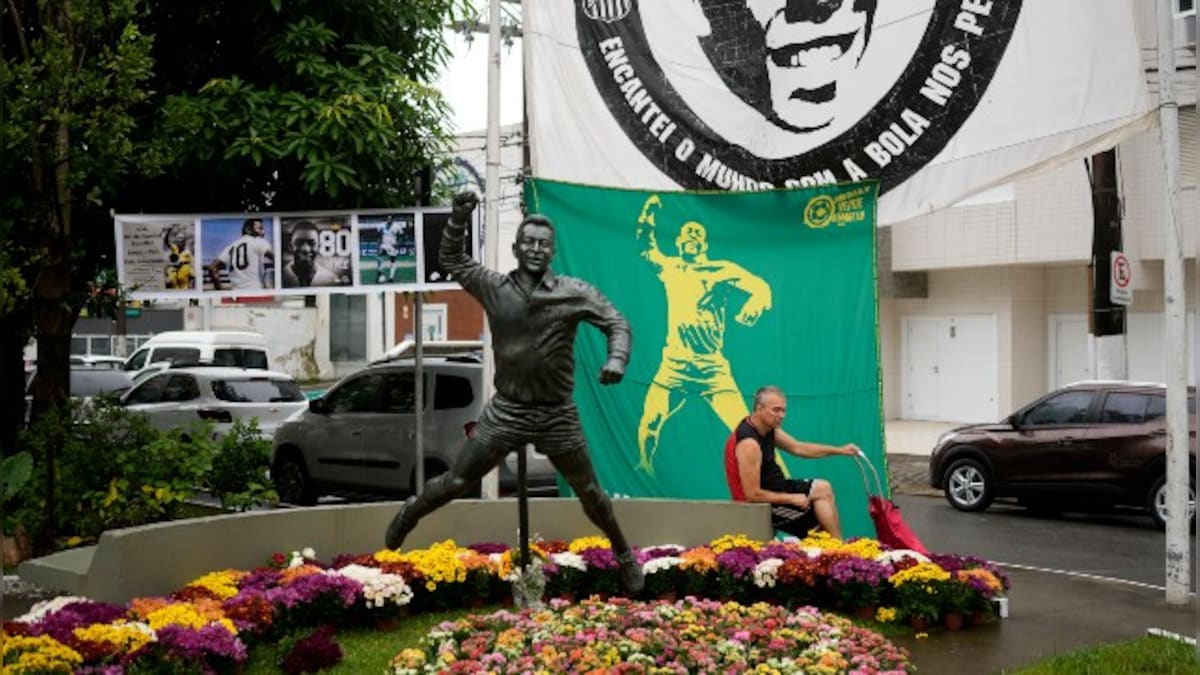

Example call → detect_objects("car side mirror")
1006 413 1021 428
309 397 329 414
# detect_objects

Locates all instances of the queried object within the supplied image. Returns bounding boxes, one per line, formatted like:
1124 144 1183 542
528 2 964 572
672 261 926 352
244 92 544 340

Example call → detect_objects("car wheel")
274 454 317 506
1148 475 1195 530
944 458 993 512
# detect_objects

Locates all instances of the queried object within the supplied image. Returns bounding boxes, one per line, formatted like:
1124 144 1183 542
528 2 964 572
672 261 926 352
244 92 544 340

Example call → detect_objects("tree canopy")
2 0 468 546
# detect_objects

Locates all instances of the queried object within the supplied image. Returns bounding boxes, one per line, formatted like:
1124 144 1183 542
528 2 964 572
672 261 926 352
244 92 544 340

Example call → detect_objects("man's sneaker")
384 495 417 550
616 550 644 594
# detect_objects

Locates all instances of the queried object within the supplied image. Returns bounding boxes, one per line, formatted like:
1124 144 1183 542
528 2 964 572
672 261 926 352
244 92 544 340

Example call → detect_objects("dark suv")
928 381 1196 528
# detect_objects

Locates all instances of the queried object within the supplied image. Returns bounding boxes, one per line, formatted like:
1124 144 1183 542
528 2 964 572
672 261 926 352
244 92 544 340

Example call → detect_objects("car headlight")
934 431 956 450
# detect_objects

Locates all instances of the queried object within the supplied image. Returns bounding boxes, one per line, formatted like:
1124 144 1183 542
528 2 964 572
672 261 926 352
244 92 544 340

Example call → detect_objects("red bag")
855 453 930 555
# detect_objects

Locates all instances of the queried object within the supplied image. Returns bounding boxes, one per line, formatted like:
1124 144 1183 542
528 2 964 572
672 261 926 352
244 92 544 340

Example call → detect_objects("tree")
2 0 155 546
128 0 466 212
2 0 466 548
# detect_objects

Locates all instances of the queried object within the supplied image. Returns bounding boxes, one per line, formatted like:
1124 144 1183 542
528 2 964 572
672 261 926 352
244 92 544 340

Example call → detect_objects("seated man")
724 385 859 539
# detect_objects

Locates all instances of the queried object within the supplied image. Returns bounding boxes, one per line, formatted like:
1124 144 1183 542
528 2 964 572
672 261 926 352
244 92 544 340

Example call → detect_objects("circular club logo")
576 0 1023 194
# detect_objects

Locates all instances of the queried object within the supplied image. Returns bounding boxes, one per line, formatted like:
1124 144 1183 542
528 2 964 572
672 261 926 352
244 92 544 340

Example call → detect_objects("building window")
330 294 367 361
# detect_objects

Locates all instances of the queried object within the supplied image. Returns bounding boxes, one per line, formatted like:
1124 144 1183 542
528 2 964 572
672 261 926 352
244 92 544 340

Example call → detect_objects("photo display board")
115 207 479 300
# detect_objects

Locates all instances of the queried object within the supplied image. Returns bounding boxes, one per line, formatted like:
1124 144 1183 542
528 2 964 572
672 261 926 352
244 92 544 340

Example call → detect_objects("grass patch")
1006 636 1200 674
240 606 482 674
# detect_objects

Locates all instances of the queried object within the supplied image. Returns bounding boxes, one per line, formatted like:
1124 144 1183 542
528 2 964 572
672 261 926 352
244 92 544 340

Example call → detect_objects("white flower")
753 558 785 588
14 595 91 623
333 564 413 608
875 549 931 566
549 551 587 572
642 556 682 575
302 547 316 560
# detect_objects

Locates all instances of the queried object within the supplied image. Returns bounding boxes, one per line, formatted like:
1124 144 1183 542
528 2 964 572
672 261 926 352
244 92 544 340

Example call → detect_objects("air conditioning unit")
1180 14 1197 48
1177 0 1196 49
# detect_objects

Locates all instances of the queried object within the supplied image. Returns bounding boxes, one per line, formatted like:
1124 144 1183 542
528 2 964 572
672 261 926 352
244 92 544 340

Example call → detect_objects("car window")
1099 392 1151 424
1145 394 1195 420
212 348 269 369
125 374 170 404
152 347 201 366
159 375 200 402
326 374 384 413
126 349 149 371
434 374 474 410
212 378 305 403
381 372 418 413
71 370 133 397
1024 391 1094 425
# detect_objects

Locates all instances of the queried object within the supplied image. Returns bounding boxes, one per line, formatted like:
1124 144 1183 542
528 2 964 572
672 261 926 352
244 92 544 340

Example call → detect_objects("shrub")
19 399 215 542
207 419 278 512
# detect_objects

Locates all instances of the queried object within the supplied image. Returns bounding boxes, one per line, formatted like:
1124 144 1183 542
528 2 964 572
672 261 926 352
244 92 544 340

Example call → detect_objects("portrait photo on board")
201 216 277 291
280 216 353 289
358 212 417 285
421 211 476 285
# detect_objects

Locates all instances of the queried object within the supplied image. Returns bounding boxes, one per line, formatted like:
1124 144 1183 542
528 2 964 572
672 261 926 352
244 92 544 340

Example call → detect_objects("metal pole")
519 443 531 570
1158 0 1190 606
415 293 425 495
1193 13 1200 653
480 0 503 500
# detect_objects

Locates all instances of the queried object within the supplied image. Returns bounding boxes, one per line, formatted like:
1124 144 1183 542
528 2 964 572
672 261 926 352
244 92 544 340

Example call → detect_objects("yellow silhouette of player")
635 194 773 475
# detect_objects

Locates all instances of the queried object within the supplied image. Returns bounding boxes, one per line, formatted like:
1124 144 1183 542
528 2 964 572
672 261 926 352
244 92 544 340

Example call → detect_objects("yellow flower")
888 562 950 586
709 534 762 553
568 536 611 553
73 621 154 655
875 606 898 623
1 634 83 673
915 631 929 640
187 569 245 600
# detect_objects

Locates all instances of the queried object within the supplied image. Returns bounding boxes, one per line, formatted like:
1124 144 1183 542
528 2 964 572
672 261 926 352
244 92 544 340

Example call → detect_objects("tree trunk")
32 258 75 549
0 314 31 457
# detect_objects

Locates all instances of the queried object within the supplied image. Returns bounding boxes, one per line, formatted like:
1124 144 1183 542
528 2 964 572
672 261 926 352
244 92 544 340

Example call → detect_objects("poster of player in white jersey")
357 212 417 285
201 216 277 291
280 216 353 289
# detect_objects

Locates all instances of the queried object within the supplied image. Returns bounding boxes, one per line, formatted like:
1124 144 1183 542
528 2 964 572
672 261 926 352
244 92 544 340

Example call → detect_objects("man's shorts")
470 395 586 457
651 349 739 397
770 478 818 538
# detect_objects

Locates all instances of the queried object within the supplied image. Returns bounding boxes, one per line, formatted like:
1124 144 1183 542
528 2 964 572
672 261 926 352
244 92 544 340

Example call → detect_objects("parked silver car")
270 352 559 505
120 366 308 440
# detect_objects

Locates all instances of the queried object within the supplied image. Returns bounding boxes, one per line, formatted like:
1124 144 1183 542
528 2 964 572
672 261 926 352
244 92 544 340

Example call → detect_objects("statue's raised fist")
452 192 480 223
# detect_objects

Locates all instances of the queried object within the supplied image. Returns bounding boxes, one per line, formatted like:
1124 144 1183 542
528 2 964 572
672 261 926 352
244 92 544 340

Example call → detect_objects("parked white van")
123 331 271 375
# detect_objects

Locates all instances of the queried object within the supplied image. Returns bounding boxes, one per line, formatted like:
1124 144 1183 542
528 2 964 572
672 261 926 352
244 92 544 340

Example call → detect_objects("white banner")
527 0 1154 224
114 208 479 301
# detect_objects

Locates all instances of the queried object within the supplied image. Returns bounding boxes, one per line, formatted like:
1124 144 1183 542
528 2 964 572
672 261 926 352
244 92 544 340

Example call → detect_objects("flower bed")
390 597 911 673
0 533 1008 673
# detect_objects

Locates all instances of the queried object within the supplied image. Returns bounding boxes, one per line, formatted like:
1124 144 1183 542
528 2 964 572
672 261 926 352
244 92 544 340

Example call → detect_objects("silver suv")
270 352 559 505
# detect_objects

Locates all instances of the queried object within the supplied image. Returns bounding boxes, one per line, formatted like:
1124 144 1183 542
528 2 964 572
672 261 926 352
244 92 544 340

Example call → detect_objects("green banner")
526 179 883 539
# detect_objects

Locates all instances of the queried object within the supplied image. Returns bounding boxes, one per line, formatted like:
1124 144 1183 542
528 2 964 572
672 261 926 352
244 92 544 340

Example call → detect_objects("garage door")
903 315 998 422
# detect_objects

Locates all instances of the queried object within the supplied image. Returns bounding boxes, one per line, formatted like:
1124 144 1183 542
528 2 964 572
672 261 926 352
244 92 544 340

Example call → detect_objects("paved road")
894 494 1178 589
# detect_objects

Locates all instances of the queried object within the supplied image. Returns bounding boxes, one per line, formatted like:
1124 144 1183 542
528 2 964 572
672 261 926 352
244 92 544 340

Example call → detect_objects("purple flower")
130 623 248 668
468 542 511 555
642 546 684 560
578 547 618 570
267 573 362 608
759 543 806 561
279 625 343 674
715 547 759 579
826 558 891 589
238 568 283 591
29 600 127 642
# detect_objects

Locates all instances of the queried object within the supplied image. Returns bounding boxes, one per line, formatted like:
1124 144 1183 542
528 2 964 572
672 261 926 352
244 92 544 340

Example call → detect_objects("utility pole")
1157 0 1190 606
479 0 503 500
1087 149 1126 380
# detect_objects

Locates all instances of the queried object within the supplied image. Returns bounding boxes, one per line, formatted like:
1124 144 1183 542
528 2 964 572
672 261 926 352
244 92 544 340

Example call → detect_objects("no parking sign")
1110 251 1132 306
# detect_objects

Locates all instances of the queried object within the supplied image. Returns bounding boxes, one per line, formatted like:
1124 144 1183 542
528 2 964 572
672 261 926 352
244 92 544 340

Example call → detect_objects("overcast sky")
435 31 525 134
